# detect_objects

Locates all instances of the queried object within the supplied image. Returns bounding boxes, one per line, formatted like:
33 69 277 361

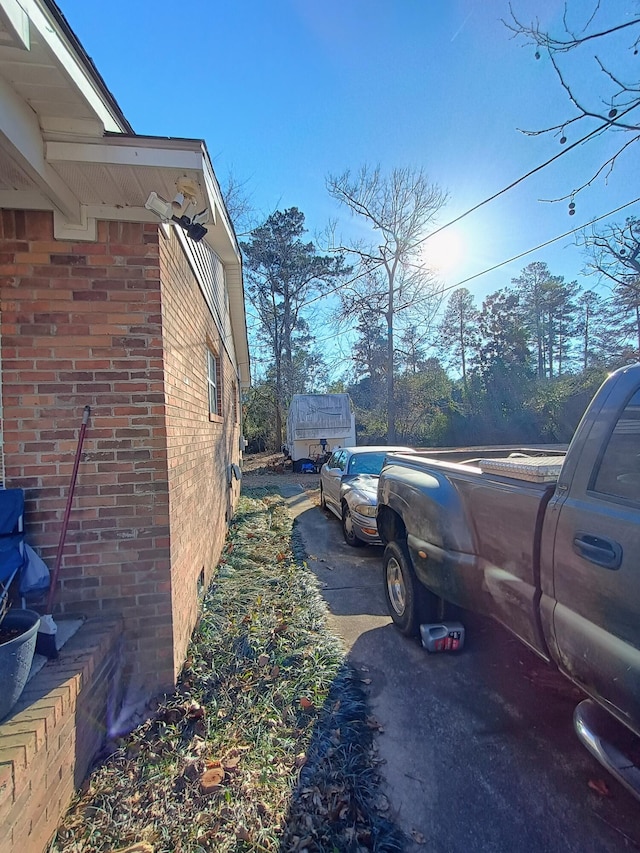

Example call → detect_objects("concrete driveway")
281 484 640 853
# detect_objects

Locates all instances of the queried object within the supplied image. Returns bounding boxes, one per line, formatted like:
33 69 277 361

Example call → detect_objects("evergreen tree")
437 287 480 386
241 208 350 443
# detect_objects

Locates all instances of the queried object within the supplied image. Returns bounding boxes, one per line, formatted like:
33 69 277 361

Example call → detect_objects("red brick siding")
0 210 243 698
0 210 174 694
159 228 242 677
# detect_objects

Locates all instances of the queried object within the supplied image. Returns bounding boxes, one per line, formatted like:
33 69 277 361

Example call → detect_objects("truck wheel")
383 540 437 636
342 504 364 547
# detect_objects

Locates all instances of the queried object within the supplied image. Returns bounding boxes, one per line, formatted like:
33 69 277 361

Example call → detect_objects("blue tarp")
0 489 26 585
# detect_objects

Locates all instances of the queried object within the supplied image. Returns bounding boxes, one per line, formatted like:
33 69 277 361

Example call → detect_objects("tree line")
241 201 640 451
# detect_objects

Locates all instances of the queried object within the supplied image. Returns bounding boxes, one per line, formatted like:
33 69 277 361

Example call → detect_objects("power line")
300 101 640 313
246 107 639 330
253 196 640 353
416 196 640 302
249 197 640 364
414 100 640 249
300 196 640 314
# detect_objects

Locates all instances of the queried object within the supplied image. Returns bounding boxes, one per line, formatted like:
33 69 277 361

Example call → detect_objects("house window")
207 350 221 416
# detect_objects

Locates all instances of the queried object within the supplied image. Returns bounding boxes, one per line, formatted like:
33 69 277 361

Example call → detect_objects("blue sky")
58 0 639 369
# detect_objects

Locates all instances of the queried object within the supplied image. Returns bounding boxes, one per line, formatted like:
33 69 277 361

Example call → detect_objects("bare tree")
326 165 448 441
580 216 640 282
580 216 640 358
220 168 257 236
506 3 640 204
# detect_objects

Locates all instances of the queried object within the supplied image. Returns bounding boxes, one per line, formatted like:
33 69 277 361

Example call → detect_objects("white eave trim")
0 0 30 49
0 74 81 221
44 136 240 255
45 139 205 170
24 0 125 133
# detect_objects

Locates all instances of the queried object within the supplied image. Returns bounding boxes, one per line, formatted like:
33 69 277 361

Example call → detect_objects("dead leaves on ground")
199 763 225 794
52 493 402 852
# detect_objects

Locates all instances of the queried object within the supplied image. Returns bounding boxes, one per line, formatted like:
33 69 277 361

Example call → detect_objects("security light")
144 192 208 243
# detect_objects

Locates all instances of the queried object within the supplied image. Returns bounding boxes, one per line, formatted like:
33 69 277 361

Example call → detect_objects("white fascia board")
45 139 204 170
24 0 124 133
225 264 250 385
0 74 80 221
0 188 51 209
200 146 241 258
0 0 30 49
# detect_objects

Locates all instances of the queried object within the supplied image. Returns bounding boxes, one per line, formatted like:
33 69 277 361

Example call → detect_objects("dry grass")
50 489 403 853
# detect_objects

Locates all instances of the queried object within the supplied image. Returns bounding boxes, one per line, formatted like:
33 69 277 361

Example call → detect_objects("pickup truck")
377 363 640 798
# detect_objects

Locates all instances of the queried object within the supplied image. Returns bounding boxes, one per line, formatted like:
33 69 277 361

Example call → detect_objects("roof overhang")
0 126 250 384
0 0 249 384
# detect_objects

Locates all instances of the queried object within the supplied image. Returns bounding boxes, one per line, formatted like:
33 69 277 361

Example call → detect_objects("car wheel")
342 503 364 547
383 540 438 636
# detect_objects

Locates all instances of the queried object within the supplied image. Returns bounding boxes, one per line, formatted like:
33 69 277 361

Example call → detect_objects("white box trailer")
285 394 356 470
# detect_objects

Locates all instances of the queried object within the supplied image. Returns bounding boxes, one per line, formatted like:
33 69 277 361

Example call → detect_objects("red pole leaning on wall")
46 405 91 612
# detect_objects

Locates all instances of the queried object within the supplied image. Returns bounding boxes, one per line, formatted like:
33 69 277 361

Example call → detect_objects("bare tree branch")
326 165 447 441
505 3 638 52
506 2 640 202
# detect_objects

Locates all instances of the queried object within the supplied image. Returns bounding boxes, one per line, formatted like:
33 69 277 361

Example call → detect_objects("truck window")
593 387 640 504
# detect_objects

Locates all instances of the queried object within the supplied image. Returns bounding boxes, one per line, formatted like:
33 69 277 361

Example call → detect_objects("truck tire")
342 504 364 547
383 540 438 636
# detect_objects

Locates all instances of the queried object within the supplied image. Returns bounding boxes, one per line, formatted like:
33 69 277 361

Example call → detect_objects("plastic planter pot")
0 609 40 721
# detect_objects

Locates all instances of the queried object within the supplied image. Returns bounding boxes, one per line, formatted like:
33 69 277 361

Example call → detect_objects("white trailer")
285 394 356 471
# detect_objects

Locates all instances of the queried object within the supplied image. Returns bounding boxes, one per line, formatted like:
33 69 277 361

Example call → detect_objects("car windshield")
347 452 388 476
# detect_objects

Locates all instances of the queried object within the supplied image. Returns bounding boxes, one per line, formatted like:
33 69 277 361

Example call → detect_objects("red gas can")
420 622 465 653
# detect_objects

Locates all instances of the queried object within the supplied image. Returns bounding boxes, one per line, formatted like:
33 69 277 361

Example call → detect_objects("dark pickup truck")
377 363 640 797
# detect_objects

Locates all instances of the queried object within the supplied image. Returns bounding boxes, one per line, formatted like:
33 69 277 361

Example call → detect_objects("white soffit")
42 137 240 262
0 0 125 134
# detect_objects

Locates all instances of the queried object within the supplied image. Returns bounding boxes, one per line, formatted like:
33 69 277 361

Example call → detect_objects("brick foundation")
0 618 122 853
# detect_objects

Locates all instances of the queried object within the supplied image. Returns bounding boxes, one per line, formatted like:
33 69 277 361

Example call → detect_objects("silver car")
319 446 413 546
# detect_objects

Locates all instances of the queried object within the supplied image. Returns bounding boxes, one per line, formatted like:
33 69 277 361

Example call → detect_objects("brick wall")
0 210 171 695
159 227 242 678
0 209 243 698
0 618 122 853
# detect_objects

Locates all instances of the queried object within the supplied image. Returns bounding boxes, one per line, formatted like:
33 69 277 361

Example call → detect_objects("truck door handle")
573 533 622 570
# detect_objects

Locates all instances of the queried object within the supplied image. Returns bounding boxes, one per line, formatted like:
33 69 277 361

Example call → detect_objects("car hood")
342 474 379 500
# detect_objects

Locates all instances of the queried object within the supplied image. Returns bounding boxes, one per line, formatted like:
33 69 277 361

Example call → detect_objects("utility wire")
254 196 640 352
300 196 640 312
413 99 640 250
418 196 640 297
303 100 640 312
246 106 639 329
